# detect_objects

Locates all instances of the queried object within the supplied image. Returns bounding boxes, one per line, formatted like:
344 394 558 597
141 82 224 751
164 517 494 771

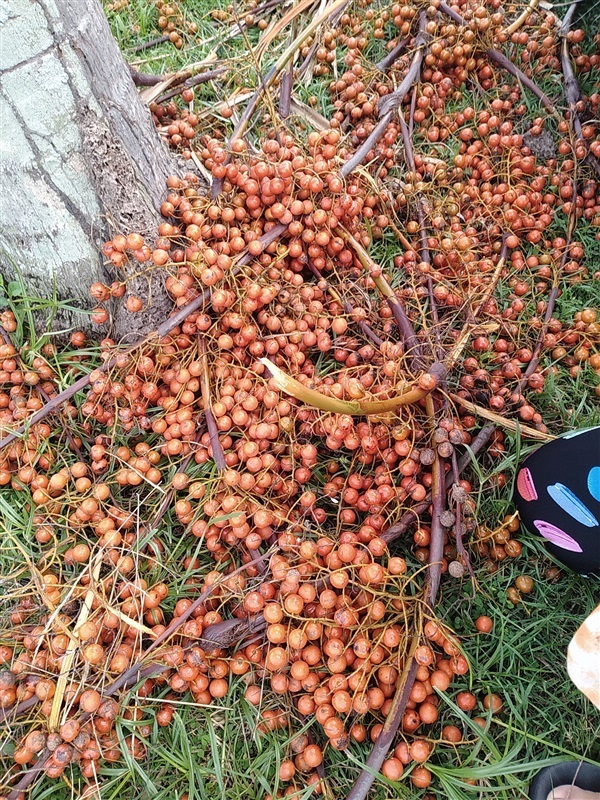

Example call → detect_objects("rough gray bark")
0 0 174 340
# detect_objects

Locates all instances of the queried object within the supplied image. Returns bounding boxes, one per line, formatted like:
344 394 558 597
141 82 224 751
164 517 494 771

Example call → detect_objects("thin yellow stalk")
261 358 429 415
269 0 348 79
337 226 402 308
338 225 422 359
446 322 500 370
387 217 417 253
88 591 156 637
48 552 103 731
449 393 555 441
504 0 539 35
370 272 393 300
254 0 317 62
139 74 179 105
189 149 213 184
338 226 370 268
321 282 342 303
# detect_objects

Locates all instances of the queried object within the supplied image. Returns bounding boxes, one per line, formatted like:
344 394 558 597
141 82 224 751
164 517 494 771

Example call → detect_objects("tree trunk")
0 0 174 340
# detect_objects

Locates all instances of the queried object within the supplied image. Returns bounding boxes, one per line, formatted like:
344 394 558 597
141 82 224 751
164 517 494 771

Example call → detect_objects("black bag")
513 426 600 575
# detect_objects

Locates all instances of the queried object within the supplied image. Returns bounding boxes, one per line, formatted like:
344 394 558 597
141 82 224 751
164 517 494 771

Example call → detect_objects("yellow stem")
338 226 372 269
449 393 555 441
262 358 429 415
446 323 500 371
371 273 394 300
254 0 316 63
49 553 103 731
504 0 539 35
269 0 348 80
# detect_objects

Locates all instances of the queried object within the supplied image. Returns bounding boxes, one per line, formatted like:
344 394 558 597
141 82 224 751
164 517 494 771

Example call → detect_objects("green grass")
1 1 600 798
106 0 227 73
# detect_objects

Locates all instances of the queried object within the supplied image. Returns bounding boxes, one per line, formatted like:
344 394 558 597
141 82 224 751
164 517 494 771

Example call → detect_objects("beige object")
567 604 600 709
